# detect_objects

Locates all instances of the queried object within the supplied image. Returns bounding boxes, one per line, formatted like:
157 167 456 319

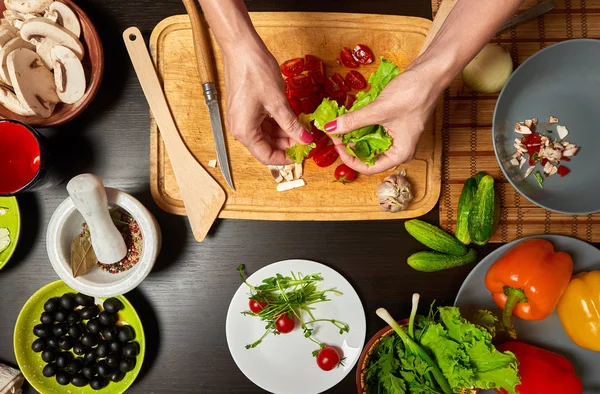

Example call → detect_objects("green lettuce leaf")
285 142 316 164
310 98 344 131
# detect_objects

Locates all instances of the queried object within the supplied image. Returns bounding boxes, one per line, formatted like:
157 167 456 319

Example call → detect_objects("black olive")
84 347 98 363
58 336 74 350
73 341 86 356
33 324 50 338
122 342 140 358
118 325 135 342
68 323 84 338
71 373 89 387
98 311 116 326
55 352 72 368
119 357 136 373
106 353 120 368
46 336 58 349
96 341 109 358
52 323 67 337
66 310 81 325
109 341 122 354
101 326 117 341
54 309 68 323
82 363 97 379
87 318 102 334
75 293 94 307
96 360 110 377
80 305 100 320
65 358 83 374
81 333 98 347
44 297 60 313
31 338 46 352
41 349 57 362
60 293 77 310
90 376 108 390
40 312 54 325
55 370 71 386
109 370 125 382
42 362 58 377
102 298 124 314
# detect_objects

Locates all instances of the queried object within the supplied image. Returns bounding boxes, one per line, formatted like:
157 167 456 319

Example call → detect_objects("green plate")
14 280 146 393
0 196 20 270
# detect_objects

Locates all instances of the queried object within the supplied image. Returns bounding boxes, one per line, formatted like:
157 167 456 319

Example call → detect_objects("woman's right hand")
221 41 313 165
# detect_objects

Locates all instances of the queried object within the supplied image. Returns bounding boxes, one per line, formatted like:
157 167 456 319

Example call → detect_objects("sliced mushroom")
0 36 34 85
45 2 80 38
51 45 85 104
34 38 56 69
4 0 53 14
3 9 37 29
0 19 18 36
0 84 35 115
7 47 59 117
20 17 83 59
0 28 16 49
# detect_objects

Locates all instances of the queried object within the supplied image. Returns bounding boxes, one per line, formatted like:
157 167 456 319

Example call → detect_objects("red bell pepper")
495 342 582 394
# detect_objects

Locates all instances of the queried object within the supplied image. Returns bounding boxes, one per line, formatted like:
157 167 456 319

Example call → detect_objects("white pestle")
66 174 127 265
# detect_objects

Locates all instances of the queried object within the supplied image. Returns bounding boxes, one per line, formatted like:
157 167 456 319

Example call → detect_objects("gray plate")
493 39 600 214
455 235 600 393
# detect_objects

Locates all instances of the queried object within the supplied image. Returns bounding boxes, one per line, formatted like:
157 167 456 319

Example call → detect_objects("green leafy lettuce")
285 142 316 164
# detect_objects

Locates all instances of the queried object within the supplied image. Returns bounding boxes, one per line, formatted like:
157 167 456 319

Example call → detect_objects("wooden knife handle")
419 0 457 55
182 0 215 85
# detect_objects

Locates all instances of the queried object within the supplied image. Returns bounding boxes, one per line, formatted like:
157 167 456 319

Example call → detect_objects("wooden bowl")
0 0 103 127
356 319 479 394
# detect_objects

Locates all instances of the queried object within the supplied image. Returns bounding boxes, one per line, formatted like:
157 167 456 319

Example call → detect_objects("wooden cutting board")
149 13 441 220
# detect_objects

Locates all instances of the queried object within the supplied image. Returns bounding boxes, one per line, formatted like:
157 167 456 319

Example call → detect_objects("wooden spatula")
123 27 226 242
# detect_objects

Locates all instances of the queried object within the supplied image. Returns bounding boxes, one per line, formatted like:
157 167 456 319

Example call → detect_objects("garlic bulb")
377 170 413 213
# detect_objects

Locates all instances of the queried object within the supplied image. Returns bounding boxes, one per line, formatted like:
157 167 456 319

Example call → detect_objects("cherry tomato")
345 70 367 90
308 92 321 106
304 54 320 69
325 77 344 98
280 58 304 77
316 347 341 371
313 145 339 167
557 165 570 177
332 73 349 93
285 85 293 100
300 98 317 114
309 61 326 85
288 98 302 115
351 44 375 65
275 314 295 334
339 47 358 68
307 128 329 158
288 74 310 89
249 299 267 313
334 164 357 184
289 86 319 100
344 93 356 109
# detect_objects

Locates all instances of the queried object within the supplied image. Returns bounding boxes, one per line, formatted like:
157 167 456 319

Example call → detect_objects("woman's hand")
323 66 441 175
221 42 313 165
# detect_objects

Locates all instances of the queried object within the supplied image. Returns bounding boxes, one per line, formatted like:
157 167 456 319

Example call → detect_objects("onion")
462 44 513 93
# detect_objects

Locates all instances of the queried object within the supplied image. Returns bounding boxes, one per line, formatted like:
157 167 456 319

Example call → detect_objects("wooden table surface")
0 0 511 393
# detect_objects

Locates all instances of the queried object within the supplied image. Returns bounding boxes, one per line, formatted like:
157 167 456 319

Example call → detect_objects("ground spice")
96 209 143 274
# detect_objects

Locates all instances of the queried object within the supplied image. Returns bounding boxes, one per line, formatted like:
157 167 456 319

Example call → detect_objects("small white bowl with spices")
47 188 161 297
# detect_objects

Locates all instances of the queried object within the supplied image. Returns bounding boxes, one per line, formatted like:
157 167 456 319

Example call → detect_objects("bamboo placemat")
434 0 600 243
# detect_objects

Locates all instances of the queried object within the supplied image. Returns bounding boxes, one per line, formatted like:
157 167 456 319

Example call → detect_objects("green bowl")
0 196 20 270
14 280 145 393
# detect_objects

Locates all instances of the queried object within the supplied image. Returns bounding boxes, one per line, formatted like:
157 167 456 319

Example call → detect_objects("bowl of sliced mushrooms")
0 0 103 126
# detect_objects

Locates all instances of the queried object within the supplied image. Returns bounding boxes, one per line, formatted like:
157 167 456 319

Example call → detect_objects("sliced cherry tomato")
289 86 319 100
332 73 349 93
313 145 339 168
345 70 367 90
351 44 375 65
557 165 571 177
288 98 302 116
285 85 293 100
308 92 321 106
316 346 342 371
275 314 295 334
288 73 310 89
307 128 329 159
541 158 548 167
325 77 344 98
300 98 316 114
339 47 359 68
280 58 304 77
249 299 267 314
344 93 356 109
304 54 320 69
562 156 571 162
334 164 356 184
309 61 326 85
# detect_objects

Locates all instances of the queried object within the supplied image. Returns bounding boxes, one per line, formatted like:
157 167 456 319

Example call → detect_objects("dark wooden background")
0 1 507 393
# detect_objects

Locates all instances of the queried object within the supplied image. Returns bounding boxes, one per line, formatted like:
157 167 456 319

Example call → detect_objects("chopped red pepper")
557 165 570 177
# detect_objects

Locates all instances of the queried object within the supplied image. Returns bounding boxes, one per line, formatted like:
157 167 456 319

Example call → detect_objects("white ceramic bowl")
47 188 161 297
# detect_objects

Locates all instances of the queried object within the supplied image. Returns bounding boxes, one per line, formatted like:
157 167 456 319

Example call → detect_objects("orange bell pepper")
557 270 600 351
484 239 573 339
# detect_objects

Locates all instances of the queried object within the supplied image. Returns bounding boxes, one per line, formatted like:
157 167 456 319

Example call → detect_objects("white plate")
226 259 366 394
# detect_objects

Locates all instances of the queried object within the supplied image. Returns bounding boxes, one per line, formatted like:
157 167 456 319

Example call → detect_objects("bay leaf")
71 232 98 278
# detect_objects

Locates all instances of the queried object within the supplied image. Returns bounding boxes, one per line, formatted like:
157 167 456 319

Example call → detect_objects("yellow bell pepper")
557 270 600 351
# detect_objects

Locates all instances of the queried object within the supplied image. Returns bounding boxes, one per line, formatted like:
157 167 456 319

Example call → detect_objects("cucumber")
456 178 477 245
405 219 467 256
468 175 498 245
407 249 477 272
474 171 487 186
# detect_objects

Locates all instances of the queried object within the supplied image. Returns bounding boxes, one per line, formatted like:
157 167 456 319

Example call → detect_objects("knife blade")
203 82 234 191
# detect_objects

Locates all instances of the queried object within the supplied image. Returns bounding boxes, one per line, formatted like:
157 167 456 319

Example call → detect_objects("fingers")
267 99 314 145
324 101 384 136
334 144 398 175
246 137 293 165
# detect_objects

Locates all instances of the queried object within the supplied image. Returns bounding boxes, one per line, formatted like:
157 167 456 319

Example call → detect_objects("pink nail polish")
300 130 314 143
325 120 337 132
